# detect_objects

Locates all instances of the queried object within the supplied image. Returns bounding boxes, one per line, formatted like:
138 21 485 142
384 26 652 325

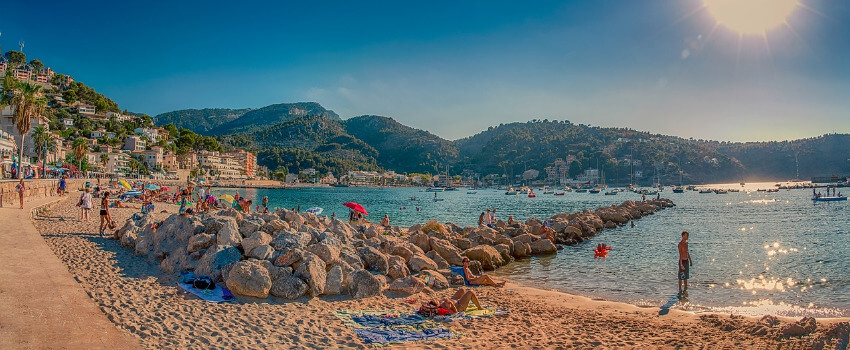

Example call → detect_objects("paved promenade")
0 195 140 349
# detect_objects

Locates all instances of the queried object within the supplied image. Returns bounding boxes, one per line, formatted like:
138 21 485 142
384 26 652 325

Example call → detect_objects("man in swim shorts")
678 231 692 294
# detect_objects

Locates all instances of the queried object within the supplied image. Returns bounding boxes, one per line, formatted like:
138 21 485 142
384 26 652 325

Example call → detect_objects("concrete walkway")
0 196 140 349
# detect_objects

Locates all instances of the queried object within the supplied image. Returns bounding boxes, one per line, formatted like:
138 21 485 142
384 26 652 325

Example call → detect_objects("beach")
14 193 846 348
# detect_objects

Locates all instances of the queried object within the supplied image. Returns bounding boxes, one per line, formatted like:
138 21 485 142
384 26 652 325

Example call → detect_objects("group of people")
477 208 499 227
813 187 842 198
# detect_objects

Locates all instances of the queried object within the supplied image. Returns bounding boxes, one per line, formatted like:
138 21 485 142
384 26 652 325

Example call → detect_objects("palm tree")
100 153 109 173
72 138 88 175
3 80 46 178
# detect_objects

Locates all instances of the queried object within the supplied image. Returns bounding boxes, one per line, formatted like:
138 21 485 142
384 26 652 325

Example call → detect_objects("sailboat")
673 171 684 193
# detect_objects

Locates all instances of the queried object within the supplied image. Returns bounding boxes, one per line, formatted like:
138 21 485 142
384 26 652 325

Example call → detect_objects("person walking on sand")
79 188 93 221
15 179 26 209
678 231 692 294
99 192 113 237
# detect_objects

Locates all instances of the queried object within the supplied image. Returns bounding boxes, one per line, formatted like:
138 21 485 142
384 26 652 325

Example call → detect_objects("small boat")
672 188 684 193
589 188 601 194
554 192 566 196
575 189 588 193
505 187 518 195
699 189 713 194
466 191 477 194
305 207 323 215
543 190 555 194
425 187 444 192
433 198 445 202
812 196 847 202
714 190 728 194
604 190 617 195
444 187 458 191
528 191 537 198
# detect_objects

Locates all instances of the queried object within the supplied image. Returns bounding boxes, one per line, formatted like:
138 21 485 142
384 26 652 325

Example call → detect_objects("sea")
212 182 849 318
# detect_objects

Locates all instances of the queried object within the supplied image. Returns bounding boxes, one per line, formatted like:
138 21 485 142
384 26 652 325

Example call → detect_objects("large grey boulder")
217 219 242 247
195 245 242 281
273 248 303 267
242 232 273 254
348 270 384 299
494 244 513 264
340 249 364 270
512 241 531 258
187 233 216 253
386 255 410 280
357 246 389 275
239 217 265 237
425 250 450 269
409 232 431 252
306 243 340 264
270 230 313 251
388 275 426 295
462 245 505 270
530 239 557 255
294 254 327 296
408 253 439 272
225 260 272 298
248 245 275 260
429 237 464 266
390 245 414 262
269 268 308 299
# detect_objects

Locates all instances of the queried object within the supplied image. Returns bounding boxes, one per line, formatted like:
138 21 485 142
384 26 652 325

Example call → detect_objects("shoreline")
20 194 850 347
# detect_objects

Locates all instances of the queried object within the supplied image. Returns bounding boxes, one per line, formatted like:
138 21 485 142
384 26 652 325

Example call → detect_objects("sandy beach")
27 194 849 349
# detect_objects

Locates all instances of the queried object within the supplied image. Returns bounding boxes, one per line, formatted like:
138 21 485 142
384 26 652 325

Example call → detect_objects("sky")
2 0 849 142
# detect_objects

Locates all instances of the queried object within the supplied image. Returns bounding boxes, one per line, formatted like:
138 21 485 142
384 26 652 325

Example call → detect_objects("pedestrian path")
0 196 140 349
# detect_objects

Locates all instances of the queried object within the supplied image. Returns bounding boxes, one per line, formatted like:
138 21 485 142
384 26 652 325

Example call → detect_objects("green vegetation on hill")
154 108 252 134
210 102 340 135
60 81 121 113
343 115 459 174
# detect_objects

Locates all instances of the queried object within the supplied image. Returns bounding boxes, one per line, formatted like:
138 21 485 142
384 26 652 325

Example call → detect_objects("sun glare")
704 0 798 34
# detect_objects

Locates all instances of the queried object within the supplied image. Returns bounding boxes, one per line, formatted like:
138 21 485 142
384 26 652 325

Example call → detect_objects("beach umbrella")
119 179 132 190
219 194 235 204
343 202 368 215
160 186 170 191
145 184 160 190
306 207 323 215
124 190 143 196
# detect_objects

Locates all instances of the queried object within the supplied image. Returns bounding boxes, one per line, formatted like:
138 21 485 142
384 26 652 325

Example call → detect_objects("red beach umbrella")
343 202 368 215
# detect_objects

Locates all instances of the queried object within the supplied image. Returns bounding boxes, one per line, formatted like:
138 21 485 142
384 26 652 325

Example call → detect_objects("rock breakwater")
115 198 674 300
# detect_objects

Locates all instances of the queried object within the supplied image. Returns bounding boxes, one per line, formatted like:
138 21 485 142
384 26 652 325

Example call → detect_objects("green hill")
210 102 340 135
154 108 252 134
343 115 458 174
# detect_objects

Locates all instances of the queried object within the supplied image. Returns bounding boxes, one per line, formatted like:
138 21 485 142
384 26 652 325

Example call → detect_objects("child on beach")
78 188 93 221
15 179 26 209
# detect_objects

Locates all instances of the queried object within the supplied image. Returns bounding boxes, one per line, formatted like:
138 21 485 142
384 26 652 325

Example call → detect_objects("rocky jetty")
115 199 674 300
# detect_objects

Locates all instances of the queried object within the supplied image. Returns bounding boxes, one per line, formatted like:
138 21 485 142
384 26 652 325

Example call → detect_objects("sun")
704 0 798 35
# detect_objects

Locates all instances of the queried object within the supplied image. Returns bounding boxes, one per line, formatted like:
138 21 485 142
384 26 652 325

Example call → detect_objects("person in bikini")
462 257 506 287
420 288 482 316
678 230 692 294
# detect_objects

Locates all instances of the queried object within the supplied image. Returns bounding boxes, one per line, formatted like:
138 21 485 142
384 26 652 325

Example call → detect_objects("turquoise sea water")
215 183 849 317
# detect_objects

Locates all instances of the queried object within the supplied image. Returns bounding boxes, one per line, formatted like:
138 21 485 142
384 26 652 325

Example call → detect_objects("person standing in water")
678 231 692 294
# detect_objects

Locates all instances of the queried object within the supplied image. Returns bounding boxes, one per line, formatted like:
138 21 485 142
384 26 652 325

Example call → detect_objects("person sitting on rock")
420 288 482 316
461 257 506 287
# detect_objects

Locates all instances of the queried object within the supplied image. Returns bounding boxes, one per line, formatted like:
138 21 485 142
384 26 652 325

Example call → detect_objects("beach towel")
177 282 234 303
334 310 455 344
449 266 481 286
354 327 454 344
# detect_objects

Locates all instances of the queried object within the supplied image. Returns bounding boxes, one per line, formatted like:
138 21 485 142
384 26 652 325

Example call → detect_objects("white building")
77 104 96 115
61 118 74 128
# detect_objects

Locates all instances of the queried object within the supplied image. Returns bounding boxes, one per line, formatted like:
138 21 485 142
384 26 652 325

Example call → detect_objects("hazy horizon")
3 0 848 142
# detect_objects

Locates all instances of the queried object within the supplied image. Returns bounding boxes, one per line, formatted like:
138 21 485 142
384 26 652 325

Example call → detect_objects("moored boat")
812 196 847 202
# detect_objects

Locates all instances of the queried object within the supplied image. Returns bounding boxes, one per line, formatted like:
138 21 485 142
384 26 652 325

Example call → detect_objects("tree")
72 138 88 173
32 126 55 172
4 51 26 67
28 59 44 72
3 80 47 178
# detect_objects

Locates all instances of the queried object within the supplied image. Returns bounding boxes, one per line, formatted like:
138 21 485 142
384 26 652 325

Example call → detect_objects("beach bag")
192 276 216 290
418 303 439 317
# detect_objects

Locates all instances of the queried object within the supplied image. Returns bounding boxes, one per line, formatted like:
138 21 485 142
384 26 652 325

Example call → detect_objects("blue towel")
351 314 428 328
449 266 480 286
354 327 454 344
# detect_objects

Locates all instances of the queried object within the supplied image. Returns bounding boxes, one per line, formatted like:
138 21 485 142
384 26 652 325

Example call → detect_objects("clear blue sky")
3 0 848 141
